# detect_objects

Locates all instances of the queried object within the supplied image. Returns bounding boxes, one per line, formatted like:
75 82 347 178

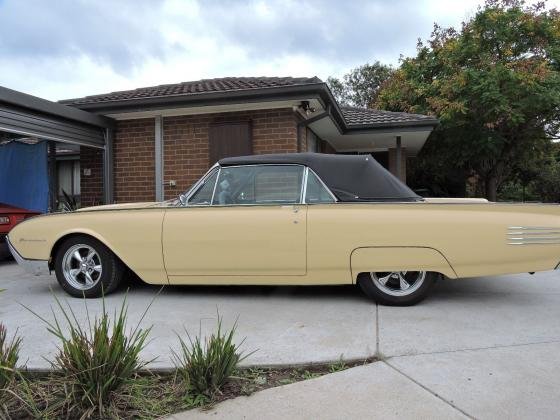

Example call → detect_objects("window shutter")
208 121 252 166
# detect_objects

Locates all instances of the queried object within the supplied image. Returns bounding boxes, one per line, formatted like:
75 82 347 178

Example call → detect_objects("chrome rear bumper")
6 235 50 276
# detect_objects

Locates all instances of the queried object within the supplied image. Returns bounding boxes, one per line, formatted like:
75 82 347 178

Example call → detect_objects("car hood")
0 202 41 214
76 202 161 212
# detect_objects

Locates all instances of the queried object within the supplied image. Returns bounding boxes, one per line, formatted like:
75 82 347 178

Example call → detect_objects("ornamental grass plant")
0 323 21 393
24 292 154 417
173 314 254 399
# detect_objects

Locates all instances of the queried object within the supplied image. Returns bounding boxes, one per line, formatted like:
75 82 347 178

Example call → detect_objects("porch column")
103 128 114 204
396 136 402 180
155 116 164 201
388 136 406 182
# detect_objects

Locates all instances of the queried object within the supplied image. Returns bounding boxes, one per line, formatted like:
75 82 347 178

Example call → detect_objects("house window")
208 121 252 166
57 159 80 202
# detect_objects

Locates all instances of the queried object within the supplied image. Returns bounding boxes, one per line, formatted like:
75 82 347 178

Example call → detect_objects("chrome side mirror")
179 194 187 206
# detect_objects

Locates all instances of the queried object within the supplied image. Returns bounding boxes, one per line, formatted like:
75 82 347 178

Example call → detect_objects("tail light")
0 215 9 225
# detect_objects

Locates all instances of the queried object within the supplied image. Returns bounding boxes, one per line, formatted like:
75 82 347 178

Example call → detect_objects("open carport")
0 86 114 211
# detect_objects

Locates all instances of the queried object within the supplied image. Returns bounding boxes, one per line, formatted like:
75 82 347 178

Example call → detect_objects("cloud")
193 0 429 62
4 0 555 101
0 0 173 74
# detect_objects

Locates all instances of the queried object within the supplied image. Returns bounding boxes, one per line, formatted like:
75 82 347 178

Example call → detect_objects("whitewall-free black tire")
54 235 124 298
358 271 437 306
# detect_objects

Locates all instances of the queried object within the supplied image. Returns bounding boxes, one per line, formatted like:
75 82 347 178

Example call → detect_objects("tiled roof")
341 106 437 127
60 76 322 106
59 76 437 128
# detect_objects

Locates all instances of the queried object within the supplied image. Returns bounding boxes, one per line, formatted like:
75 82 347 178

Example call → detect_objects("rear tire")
358 271 437 306
54 235 124 298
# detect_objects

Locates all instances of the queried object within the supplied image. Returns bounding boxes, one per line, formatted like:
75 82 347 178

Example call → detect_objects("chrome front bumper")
6 235 51 276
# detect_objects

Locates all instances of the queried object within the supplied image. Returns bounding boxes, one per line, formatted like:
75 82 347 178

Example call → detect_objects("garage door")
0 103 105 148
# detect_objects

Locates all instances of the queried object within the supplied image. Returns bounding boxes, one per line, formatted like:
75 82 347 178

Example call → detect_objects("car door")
162 164 307 279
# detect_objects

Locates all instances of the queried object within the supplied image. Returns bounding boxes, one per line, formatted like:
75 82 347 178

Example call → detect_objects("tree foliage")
376 0 560 200
327 62 394 108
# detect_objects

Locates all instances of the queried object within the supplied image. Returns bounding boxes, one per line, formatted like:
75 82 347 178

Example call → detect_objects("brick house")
57 76 438 206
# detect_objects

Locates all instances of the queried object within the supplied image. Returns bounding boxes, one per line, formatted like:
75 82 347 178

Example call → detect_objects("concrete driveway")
1 260 559 418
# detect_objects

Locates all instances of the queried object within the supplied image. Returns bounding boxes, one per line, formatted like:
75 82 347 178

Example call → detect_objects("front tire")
358 271 437 306
54 235 124 298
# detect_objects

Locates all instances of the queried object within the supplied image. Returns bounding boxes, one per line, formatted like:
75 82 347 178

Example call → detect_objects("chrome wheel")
369 271 426 297
62 244 103 291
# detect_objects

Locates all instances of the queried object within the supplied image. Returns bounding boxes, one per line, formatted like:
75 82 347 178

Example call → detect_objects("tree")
327 62 394 108
531 142 560 202
376 0 560 200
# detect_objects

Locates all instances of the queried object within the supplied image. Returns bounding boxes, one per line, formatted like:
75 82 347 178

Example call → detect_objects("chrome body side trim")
507 226 560 245
6 236 51 276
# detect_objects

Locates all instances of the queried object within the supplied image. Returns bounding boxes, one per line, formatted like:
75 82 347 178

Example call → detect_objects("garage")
0 86 114 212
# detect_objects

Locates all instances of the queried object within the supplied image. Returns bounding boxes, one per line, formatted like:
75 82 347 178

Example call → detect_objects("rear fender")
350 246 458 283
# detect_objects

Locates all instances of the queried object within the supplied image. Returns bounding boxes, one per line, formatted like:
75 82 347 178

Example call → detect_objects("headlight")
0 216 9 225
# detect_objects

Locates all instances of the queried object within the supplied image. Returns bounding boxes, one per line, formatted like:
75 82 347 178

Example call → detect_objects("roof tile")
341 106 437 126
59 76 437 128
60 76 321 105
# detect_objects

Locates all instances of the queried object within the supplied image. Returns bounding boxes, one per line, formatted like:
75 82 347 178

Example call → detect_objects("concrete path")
169 270 560 419
0 261 376 369
1 260 559 418
169 361 469 420
172 341 560 420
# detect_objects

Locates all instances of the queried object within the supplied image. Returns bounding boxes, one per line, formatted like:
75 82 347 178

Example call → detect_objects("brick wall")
114 118 156 203
80 147 103 207
80 108 302 204
163 108 300 199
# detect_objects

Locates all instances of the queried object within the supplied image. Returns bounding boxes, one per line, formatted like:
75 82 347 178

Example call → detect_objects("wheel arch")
350 246 458 283
49 230 126 271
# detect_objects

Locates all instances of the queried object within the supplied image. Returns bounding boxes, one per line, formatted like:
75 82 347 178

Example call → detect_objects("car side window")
305 171 335 203
187 169 218 206
212 165 304 206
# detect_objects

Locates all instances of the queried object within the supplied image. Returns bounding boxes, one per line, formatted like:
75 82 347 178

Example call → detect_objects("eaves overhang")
61 80 438 133
1 86 114 129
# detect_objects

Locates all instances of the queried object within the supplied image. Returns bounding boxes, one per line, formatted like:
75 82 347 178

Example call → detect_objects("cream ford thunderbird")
7 153 560 305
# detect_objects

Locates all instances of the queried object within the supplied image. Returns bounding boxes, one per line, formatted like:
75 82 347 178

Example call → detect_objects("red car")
0 203 41 259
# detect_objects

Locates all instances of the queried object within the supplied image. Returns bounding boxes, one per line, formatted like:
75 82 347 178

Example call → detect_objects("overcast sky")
1 0 558 101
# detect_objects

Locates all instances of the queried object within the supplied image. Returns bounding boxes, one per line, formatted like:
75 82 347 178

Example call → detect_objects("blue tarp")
0 141 48 213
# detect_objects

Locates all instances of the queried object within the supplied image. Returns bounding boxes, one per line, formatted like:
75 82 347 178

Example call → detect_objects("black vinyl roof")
219 153 421 202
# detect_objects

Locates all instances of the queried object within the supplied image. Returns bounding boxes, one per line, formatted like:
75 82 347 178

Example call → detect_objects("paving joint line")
383 360 475 419
375 302 380 357
386 338 560 359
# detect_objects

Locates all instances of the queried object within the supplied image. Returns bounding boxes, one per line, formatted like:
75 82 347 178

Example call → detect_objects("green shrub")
173 315 253 398
0 323 21 392
25 294 153 416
